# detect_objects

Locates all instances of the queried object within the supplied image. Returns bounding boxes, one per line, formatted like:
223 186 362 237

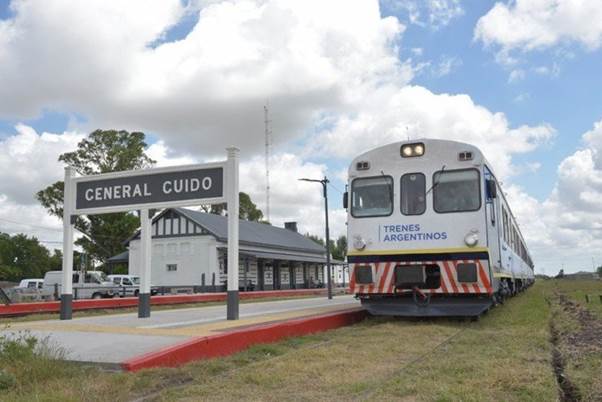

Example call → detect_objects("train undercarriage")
357 277 534 318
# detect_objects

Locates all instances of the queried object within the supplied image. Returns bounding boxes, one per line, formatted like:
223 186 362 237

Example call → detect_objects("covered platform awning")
107 250 129 264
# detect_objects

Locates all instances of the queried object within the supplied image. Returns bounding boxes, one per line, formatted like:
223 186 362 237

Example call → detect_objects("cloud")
237 152 346 238
508 69 525 83
475 0 602 56
0 0 408 159
0 124 83 205
431 55 462 77
307 84 554 180
385 0 464 29
0 0 569 260
505 119 602 273
0 198 64 249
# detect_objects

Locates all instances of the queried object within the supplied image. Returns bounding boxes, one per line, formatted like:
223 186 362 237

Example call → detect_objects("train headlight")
353 236 366 251
464 232 479 247
401 143 425 158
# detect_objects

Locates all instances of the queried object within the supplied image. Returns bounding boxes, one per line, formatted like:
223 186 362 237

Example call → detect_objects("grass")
0 280 601 401
554 279 602 319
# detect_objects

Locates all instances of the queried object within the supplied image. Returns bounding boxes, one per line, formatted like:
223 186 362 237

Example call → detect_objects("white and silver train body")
345 139 534 316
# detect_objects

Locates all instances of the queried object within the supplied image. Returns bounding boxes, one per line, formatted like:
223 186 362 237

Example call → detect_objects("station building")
124 208 327 291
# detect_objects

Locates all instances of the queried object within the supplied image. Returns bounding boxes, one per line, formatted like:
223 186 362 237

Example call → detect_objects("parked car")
107 275 159 297
43 270 115 300
17 279 44 289
108 274 139 297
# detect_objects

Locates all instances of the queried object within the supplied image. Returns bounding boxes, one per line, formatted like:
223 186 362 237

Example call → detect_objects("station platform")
1 295 363 371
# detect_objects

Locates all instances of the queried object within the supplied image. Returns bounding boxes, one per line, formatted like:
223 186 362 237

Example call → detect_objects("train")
344 139 534 317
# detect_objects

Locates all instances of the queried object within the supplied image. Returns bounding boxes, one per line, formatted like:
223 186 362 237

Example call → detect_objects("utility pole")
298 176 332 299
264 102 271 222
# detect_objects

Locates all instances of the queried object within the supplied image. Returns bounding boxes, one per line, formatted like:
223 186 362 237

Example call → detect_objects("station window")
401 173 426 215
433 169 481 213
351 176 394 218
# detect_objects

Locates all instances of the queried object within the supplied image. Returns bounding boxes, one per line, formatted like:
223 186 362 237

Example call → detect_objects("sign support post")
138 208 152 318
60 166 75 320
227 147 240 320
60 154 236 320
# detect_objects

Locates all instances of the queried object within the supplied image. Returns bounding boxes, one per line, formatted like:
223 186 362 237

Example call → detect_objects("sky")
0 0 602 274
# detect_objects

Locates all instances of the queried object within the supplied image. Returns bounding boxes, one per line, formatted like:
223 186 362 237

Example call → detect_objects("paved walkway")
1 295 359 367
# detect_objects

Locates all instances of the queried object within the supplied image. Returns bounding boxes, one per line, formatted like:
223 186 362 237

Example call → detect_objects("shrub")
0 331 38 362
0 369 16 390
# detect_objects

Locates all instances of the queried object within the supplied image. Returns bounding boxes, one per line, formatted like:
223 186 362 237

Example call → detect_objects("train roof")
350 139 485 166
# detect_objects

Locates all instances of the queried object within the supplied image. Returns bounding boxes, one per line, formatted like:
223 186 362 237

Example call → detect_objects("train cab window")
401 173 426 215
351 176 394 217
433 169 481 213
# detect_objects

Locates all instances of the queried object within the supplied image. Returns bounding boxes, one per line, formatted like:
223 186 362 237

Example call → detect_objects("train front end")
346 139 495 317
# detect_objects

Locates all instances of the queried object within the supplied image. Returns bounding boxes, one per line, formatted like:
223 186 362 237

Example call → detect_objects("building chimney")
284 222 298 232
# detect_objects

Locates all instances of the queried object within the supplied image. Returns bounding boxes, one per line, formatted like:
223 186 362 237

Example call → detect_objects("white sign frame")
60 148 240 321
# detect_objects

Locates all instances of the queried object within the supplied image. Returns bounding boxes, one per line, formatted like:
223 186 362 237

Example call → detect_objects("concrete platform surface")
1 295 359 366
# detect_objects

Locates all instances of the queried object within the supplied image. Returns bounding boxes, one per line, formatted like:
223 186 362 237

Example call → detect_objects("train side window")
433 168 481 213
351 176 394 218
400 173 426 215
502 208 508 243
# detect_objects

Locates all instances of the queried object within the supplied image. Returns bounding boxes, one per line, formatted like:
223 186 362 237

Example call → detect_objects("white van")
43 270 116 299
108 275 140 297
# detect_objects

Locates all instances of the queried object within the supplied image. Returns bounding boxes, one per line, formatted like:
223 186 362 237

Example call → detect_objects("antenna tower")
264 102 272 222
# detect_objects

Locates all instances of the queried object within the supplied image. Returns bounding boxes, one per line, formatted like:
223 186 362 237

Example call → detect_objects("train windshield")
351 176 393 217
401 173 426 215
433 169 481 213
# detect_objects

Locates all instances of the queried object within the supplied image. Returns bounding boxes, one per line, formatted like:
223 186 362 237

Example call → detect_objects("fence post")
585 294 590 303
201 273 206 293
54 283 59 300
212 273 216 292
74 287 78 300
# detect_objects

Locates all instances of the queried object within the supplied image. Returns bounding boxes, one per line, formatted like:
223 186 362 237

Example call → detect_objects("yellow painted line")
348 247 489 256
5 305 356 338
167 305 354 337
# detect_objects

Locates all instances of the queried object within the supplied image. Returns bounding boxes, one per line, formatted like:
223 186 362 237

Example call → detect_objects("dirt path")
550 293 602 402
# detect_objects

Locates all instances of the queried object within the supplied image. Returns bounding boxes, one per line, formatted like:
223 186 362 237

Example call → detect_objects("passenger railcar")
344 139 534 316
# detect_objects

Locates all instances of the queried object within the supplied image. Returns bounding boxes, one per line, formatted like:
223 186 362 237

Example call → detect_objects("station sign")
72 163 226 215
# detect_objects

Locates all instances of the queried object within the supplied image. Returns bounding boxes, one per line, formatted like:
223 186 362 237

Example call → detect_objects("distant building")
123 208 327 290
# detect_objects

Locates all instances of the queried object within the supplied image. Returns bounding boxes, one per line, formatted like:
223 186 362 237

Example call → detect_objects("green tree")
306 234 324 246
0 233 61 281
597 266 602 276
332 235 347 261
204 192 265 222
305 234 348 261
36 130 155 264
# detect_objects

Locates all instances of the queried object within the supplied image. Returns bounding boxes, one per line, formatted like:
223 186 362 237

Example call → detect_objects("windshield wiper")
380 170 394 206
425 165 446 196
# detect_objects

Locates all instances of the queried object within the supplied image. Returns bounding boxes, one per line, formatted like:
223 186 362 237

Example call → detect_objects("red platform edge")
121 307 367 372
0 289 345 317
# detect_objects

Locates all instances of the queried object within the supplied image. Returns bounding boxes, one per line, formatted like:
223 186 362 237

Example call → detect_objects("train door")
484 166 502 279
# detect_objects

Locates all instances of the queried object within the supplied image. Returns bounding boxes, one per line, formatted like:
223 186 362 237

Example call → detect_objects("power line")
0 217 62 232
327 182 344 195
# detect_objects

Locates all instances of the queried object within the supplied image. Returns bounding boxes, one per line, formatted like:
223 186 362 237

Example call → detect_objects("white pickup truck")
43 270 116 299
17 279 44 289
